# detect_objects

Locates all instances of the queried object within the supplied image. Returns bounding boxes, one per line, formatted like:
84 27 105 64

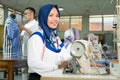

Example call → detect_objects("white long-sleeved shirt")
21 19 39 57
27 30 72 75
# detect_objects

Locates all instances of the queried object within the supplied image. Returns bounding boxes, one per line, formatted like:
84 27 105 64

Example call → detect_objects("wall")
0 6 8 50
58 15 114 49
0 25 4 49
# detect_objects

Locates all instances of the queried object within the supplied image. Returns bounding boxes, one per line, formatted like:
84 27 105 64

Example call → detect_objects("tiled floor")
0 71 28 80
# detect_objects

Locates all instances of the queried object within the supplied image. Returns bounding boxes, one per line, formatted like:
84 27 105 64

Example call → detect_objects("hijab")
38 4 63 52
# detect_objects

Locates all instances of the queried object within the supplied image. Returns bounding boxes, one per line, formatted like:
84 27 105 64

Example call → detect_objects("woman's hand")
58 61 68 69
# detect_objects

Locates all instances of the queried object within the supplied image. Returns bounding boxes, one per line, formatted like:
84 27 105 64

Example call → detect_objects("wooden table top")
0 53 27 61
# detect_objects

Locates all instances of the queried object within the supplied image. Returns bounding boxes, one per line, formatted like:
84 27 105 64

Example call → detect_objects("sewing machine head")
70 40 86 58
64 40 91 74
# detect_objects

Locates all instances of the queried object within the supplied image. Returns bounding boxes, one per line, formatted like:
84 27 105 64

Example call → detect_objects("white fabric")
21 19 39 57
27 30 72 75
64 28 80 49
64 29 74 42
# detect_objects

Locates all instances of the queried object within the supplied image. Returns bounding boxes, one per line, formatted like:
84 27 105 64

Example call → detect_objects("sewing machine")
63 40 111 75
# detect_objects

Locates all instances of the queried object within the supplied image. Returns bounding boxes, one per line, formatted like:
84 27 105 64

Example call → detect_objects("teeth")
52 22 57 24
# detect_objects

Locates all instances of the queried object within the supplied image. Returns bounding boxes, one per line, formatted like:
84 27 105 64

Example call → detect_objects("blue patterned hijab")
38 4 63 52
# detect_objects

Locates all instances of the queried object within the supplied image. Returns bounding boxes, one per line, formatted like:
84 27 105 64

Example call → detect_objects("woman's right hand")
58 61 68 69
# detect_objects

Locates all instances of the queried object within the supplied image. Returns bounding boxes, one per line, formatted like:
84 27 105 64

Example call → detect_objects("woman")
27 4 71 80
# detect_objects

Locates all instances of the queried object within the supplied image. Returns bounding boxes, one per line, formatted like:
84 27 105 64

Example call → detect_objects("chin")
53 26 57 29
50 26 57 29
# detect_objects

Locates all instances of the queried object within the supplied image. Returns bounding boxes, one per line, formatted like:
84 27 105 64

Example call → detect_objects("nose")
53 16 59 21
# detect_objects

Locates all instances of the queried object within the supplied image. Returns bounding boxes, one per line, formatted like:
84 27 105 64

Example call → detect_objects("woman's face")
47 7 60 29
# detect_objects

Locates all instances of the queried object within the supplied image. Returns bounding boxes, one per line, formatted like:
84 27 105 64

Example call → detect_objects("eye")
48 13 59 18
56 14 59 17
49 14 53 17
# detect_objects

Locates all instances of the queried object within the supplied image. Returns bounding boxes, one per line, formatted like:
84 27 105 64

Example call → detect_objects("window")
0 4 4 25
59 16 70 31
16 11 22 24
8 8 22 24
71 16 82 31
22 15 26 24
59 16 82 31
8 8 14 16
89 15 102 31
103 15 115 31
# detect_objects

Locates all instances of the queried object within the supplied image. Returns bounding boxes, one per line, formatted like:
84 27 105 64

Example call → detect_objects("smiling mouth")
51 22 58 25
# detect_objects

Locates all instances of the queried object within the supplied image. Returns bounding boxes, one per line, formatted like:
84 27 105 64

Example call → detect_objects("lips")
51 21 58 26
